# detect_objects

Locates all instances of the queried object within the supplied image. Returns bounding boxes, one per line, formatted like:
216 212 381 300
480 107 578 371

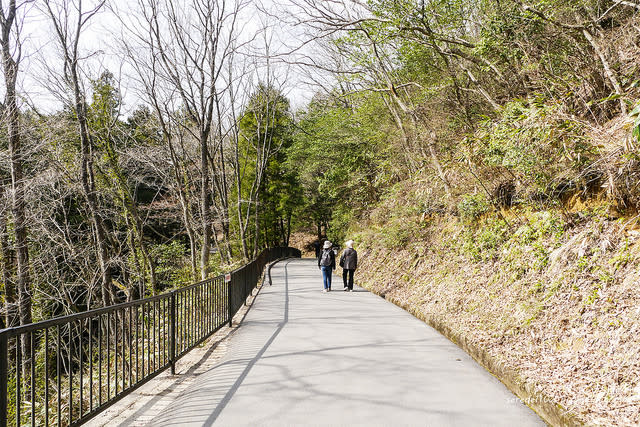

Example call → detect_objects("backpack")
320 249 332 266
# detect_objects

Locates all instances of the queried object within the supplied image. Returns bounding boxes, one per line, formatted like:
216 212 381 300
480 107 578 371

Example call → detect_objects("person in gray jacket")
339 240 358 292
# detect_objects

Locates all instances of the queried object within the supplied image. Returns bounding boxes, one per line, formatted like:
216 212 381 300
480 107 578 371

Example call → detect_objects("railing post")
227 277 233 328
268 260 275 286
244 268 248 306
169 293 176 375
0 331 8 427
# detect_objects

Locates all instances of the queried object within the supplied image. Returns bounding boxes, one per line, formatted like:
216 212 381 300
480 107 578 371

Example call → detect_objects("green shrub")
380 220 412 249
458 193 490 223
514 211 564 246
149 241 192 289
475 100 592 192
461 218 509 261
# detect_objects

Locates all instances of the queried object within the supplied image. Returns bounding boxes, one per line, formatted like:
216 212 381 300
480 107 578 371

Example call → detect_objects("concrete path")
149 258 544 427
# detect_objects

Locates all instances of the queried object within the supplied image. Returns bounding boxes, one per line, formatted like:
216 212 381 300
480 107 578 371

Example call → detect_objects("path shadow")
117 273 266 426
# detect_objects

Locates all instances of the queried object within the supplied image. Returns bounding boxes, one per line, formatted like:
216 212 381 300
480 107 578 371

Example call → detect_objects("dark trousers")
342 269 354 290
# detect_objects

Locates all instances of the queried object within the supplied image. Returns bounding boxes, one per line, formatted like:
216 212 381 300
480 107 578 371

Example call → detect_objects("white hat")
323 241 332 249
345 240 354 248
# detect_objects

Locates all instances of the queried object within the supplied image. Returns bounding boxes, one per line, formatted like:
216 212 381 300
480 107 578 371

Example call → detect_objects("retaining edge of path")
375 293 584 427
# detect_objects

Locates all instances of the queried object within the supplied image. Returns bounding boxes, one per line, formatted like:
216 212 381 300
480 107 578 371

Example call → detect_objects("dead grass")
356 211 640 426
289 231 318 258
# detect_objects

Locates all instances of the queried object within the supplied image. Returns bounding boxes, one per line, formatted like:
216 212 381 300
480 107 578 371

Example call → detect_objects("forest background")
2 0 640 424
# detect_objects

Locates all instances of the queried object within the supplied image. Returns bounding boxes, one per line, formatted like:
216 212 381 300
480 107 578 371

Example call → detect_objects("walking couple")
317 240 358 292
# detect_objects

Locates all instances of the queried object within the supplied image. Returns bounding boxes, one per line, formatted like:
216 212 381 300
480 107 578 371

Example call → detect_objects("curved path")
149 258 544 427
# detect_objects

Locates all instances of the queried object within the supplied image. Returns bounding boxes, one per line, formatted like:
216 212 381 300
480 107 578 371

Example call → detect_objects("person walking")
313 241 321 259
318 240 335 292
339 240 358 292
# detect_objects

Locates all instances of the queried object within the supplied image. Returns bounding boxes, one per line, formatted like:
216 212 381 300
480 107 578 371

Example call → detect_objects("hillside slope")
353 185 640 426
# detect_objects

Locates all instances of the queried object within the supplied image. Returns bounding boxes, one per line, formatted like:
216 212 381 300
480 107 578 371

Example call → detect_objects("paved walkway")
148 258 544 427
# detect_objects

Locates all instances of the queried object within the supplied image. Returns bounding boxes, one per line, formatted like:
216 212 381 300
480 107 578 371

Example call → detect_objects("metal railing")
0 247 300 427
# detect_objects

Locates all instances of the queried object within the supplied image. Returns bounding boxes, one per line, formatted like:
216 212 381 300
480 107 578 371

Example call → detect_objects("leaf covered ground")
353 197 640 426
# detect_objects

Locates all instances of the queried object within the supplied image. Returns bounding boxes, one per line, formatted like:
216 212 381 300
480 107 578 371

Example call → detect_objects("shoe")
322 289 327 292
327 288 331 292
349 289 353 292
343 288 348 291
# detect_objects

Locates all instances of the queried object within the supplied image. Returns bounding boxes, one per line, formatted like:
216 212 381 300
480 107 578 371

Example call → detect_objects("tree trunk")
213 93 233 262
461 65 501 111
44 0 114 307
132 213 157 295
126 221 143 300
253 193 260 258
581 26 627 114
152 106 199 282
0 206 17 328
123 194 157 296
234 134 251 261
285 212 292 246
237 200 250 260
74 82 114 307
1 3 32 375
179 189 199 281
380 94 418 173
427 132 452 198
104 137 158 297
200 134 213 280
279 217 286 246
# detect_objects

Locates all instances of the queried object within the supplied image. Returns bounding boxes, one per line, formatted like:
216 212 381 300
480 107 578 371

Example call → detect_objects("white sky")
5 0 323 116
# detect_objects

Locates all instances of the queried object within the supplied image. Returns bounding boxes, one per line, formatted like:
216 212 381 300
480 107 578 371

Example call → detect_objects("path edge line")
378 293 584 427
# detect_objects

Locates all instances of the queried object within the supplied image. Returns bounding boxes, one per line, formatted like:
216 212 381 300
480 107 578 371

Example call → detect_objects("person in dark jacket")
339 240 358 292
313 241 321 259
318 240 336 292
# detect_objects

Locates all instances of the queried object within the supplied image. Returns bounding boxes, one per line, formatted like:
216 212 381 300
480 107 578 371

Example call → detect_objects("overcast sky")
5 0 323 115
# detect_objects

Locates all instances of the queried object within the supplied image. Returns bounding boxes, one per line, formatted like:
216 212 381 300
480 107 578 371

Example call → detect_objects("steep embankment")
353 186 640 426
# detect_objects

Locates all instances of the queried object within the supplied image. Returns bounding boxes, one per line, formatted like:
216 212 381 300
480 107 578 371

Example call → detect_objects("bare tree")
512 1 629 115
88 71 160 297
33 113 109 310
124 0 249 277
120 28 202 280
0 176 16 329
42 0 115 306
1 0 32 374
272 0 454 190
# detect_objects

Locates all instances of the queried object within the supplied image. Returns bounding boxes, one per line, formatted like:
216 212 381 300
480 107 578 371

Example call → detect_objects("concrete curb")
376 293 585 427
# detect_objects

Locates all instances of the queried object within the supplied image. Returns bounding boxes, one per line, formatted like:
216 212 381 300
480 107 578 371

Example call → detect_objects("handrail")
0 246 301 427
265 258 284 286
